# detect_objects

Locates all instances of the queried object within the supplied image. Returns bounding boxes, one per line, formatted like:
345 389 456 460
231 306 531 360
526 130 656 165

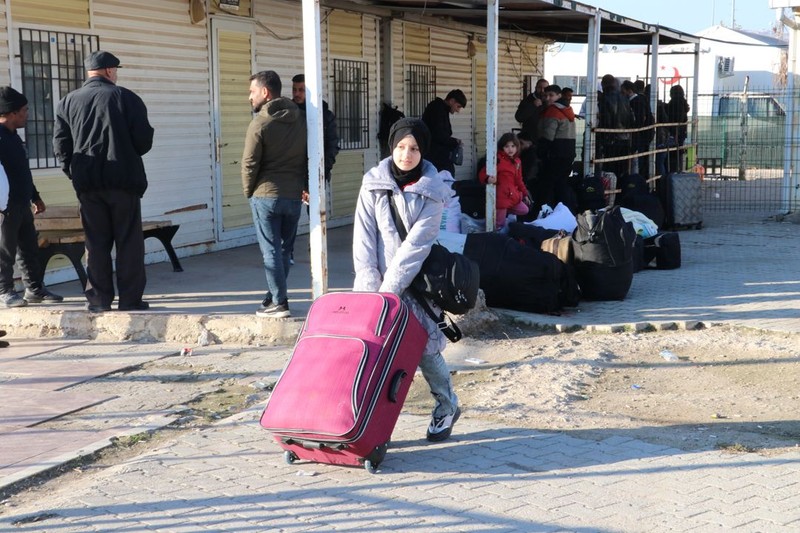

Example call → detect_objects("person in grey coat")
352 118 460 442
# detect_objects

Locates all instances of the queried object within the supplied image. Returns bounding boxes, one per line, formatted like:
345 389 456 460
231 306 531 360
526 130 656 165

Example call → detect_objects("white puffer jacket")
353 157 454 355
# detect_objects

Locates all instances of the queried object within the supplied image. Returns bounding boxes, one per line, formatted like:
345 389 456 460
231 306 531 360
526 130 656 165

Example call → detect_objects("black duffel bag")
571 207 636 301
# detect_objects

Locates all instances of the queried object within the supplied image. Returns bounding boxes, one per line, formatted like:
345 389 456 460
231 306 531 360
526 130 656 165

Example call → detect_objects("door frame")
209 16 256 242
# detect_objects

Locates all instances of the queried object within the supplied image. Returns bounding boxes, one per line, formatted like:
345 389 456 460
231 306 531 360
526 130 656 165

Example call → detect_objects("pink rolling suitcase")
260 292 427 472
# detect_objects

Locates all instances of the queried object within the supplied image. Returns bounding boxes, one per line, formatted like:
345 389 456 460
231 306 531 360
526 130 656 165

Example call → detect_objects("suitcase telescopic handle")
388 370 408 402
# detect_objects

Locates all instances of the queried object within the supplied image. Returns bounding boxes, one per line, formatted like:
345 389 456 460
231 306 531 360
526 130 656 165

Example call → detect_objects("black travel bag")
571 207 636 301
643 232 681 269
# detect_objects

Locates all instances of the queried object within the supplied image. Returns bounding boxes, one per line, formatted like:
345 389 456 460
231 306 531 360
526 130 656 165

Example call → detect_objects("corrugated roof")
322 0 699 45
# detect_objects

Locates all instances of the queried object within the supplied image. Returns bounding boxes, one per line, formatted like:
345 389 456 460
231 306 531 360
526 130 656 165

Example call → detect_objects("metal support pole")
650 31 660 179
302 0 328 298
691 41 701 171
782 10 800 212
485 0 498 231
583 10 601 179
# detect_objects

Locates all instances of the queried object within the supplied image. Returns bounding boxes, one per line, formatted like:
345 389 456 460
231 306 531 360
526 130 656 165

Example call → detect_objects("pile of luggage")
451 170 701 314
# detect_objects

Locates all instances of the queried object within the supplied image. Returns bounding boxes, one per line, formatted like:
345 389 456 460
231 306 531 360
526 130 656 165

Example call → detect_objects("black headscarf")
388 118 431 188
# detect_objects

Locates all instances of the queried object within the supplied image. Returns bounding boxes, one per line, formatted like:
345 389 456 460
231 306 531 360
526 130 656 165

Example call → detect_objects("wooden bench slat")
36 211 183 287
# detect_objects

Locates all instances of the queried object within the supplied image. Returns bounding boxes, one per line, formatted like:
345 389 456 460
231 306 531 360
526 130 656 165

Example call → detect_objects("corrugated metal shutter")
331 152 362 216
404 25 429 64
430 27 472 179
218 29 254 232
329 11 362 58
474 48 487 165
10 0 90 28
72 0 216 251
499 36 547 132
209 0 252 17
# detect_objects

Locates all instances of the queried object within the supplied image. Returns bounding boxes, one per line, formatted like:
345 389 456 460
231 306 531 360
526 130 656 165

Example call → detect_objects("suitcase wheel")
284 450 298 465
364 459 379 474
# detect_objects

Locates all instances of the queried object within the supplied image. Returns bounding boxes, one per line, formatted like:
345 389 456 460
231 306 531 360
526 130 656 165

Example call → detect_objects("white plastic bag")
531 202 577 233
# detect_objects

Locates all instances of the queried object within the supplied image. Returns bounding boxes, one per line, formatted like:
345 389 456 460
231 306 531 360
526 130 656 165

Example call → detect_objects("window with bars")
405 64 436 117
332 59 370 150
523 75 535 98
19 29 99 169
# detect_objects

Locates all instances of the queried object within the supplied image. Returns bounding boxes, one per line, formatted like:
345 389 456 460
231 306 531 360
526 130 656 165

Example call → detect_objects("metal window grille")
522 75 534 98
332 59 369 150
19 29 99 169
405 64 436 117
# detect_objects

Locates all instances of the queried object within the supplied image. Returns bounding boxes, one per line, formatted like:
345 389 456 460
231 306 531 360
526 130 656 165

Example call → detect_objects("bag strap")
385 191 463 343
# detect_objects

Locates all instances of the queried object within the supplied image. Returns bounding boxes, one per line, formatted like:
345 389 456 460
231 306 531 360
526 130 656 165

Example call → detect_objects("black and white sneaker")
256 301 290 318
426 406 461 442
257 294 272 313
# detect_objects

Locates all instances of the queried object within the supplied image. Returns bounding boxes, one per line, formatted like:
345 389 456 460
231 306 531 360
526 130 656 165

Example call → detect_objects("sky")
578 0 780 35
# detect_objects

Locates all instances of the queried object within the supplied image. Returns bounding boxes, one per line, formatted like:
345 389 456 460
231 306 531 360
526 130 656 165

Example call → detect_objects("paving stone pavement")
1 211 799 531
3 407 800 532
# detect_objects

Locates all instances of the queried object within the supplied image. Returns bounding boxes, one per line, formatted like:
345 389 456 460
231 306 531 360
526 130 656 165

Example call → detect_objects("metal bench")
35 206 183 289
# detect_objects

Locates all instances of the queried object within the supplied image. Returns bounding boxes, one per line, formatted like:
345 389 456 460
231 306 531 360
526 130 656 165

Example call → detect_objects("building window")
554 75 589 95
522 75 535 98
405 64 436 117
19 29 99 169
332 59 369 150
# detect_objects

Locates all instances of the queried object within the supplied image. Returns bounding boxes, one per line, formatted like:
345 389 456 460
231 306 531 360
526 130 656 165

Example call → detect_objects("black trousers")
534 157 575 215
0 200 42 294
78 189 146 307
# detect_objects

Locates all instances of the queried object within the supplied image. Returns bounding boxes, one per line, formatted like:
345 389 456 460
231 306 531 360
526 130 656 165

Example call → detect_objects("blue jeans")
419 351 459 418
249 196 302 305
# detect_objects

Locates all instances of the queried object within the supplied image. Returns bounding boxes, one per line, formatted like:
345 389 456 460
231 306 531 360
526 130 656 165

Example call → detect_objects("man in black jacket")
421 89 466 175
621 80 654 178
597 74 634 177
54 51 154 313
291 74 339 183
0 87 62 308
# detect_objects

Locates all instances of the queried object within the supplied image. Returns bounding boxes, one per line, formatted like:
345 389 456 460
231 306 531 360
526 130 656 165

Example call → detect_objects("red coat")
478 150 528 209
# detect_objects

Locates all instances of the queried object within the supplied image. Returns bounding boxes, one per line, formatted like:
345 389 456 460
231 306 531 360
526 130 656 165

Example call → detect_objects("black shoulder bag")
386 192 480 342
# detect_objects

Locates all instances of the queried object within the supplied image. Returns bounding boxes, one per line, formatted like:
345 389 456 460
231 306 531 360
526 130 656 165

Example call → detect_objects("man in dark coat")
54 51 154 313
421 89 466 175
597 74 634 177
291 74 339 183
0 86 62 307
515 78 549 187
621 80 654 178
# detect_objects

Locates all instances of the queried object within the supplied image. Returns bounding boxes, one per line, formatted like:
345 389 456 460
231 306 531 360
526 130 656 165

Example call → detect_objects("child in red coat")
478 132 530 229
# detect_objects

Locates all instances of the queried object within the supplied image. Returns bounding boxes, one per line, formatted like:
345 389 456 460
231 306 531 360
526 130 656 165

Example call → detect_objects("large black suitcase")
452 180 486 219
657 172 702 230
463 232 579 313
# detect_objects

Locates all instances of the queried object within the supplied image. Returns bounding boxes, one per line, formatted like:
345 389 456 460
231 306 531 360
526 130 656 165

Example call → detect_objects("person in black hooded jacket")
54 50 154 313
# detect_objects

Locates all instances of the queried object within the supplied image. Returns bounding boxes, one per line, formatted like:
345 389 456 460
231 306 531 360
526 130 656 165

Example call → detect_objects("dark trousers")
534 157 575 215
78 189 146 307
0 200 42 294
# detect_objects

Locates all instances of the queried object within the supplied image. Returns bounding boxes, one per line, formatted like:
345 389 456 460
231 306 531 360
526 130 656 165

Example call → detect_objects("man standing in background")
421 89 466 175
0 87 62 308
291 74 339 183
243 70 306 319
54 51 153 313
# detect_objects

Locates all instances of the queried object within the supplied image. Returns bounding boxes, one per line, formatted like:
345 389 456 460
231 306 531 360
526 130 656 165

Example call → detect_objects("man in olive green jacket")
242 70 307 318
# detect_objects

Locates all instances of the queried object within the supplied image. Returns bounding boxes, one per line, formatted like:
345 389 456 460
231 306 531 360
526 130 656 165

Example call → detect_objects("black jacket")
296 100 339 179
0 125 40 206
54 76 154 197
514 92 545 142
421 97 457 174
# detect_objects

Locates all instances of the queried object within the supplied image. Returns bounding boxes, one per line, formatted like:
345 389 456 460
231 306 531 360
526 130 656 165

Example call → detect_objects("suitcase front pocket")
260 335 368 438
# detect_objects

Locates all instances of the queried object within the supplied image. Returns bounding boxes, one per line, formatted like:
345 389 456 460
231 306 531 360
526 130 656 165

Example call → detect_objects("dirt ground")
2 321 800 511
406 323 800 455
